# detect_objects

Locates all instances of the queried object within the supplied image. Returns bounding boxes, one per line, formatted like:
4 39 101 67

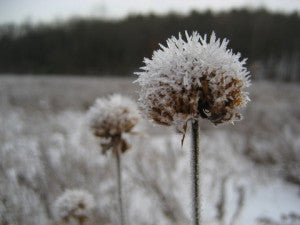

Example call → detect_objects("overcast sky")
0 0 299 25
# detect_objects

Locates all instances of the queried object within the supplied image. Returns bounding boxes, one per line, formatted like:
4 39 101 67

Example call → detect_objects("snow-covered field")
0 75 299 225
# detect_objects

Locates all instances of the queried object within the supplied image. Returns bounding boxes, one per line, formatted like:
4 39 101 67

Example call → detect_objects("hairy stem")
115 142 125 225
191 119 201 225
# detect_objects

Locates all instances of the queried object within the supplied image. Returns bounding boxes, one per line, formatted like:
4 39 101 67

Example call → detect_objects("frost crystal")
86 94 140 153
134 31 251 132
53 189 95 223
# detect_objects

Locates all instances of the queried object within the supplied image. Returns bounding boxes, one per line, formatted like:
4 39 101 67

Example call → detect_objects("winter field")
0 75 299 225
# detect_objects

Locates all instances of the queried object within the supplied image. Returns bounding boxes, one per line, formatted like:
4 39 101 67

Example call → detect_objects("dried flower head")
53 189 95 224
134 31 251 133
87 94 140 153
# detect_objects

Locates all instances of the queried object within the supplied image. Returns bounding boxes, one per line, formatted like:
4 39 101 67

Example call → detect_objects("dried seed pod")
87 94 140 153
53 189 95 224
135 31 251 132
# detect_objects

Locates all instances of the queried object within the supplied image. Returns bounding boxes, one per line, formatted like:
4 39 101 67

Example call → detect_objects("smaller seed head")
53 189 95 223
87 94 140 137
87 94 140 153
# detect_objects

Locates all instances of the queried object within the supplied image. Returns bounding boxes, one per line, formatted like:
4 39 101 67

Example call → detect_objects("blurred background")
0 0 299 80
0 1 299 225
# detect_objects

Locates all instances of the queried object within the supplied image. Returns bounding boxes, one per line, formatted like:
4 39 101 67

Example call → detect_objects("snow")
240 179 300 224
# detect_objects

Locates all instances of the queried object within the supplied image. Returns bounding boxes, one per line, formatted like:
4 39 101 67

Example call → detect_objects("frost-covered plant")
134 31 251 225
87 94 140 154
53 189 95 225
87 94 140 225
135 31 250 133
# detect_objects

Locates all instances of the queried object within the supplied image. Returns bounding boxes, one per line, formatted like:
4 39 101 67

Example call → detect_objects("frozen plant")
53 189 95 225
87 94 140 225
134 31 251 225
135 31 250 132
87 94 140 154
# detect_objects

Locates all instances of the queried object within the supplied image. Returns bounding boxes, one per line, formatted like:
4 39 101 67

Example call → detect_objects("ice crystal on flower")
86 94 140 153
53 189 95 224
134 31 251 132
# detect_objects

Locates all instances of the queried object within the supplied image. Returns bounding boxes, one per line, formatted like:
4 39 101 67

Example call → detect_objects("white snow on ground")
0 75 299 225
240 179 300 224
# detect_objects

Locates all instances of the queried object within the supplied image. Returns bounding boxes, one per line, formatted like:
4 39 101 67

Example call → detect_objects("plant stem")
115 141 125 225
191 119 201 225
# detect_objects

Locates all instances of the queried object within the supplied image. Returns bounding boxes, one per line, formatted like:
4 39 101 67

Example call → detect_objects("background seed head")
87 94 140 138
53 189 95 223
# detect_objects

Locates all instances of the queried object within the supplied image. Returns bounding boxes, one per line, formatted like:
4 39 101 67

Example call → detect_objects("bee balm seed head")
134 31 250 132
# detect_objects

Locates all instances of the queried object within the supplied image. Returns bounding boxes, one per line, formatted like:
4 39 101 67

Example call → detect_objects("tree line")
0 8 299 80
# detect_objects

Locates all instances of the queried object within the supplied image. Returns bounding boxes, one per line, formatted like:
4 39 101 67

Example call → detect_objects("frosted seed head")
86 94 140 153
134 31 251 132
53 189 95 223
87 94 140 137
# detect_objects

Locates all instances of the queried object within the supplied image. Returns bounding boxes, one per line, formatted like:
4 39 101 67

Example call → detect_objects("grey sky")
0 0 299 25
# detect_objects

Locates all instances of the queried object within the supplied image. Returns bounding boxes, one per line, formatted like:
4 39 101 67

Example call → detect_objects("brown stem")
191 119 201 225
77 216 86 225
